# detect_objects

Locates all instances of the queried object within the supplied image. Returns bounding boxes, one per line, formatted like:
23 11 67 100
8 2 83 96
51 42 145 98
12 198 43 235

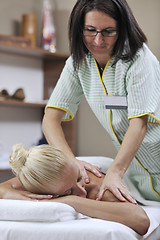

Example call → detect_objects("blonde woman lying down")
8 144 149 235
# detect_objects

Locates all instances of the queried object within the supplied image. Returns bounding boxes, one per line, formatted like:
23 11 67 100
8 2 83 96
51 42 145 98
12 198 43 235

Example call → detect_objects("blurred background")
0 0 160 181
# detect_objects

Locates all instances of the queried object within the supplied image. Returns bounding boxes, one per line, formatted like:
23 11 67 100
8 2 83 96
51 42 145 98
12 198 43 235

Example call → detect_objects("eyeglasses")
83 28 118 37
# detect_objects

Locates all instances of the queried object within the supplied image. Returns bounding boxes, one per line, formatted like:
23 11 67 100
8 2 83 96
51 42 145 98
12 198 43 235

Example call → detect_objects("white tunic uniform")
47 44 160 201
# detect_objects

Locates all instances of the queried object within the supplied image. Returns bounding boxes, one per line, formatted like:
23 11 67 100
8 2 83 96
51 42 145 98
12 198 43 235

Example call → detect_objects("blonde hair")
9 144 69 194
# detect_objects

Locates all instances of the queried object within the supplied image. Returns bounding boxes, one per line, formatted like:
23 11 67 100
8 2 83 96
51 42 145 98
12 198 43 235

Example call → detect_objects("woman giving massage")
7 144 149 236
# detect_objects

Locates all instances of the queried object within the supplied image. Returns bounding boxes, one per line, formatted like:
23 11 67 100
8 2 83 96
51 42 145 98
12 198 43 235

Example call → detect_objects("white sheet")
0 209 160 240
0 199 160 240
0 156 160 240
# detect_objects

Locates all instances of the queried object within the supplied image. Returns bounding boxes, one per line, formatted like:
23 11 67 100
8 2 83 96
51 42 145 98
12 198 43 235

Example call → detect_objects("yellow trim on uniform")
128 113 160 125
134 156 160 198
95 56 160 199
45 105 73 122
109 110 160 199
95 58 112 96
103 58 112 75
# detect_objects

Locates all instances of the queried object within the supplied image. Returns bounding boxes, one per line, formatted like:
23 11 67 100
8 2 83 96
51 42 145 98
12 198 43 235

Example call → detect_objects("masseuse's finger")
80 167 90 183
96 186 127 201
84 162 102 177
76 160 90 183
77 160 102 184
96 188 105 201
118 187 137 204
111 182 137 204
80 160 102 177
97 185 137 204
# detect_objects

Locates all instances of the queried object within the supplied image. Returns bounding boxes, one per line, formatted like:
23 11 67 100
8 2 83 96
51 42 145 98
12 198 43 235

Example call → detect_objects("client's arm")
0 177 52 200
47 196 150 236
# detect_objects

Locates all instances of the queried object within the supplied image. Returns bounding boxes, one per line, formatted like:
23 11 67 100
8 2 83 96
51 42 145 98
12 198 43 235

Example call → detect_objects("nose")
94 32 104 44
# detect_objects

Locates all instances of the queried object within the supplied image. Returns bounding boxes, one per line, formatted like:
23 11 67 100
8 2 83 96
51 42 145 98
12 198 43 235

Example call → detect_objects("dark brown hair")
69 0 147 70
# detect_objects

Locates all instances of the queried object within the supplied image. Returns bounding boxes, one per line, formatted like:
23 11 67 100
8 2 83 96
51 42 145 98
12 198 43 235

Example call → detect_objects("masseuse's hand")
97 170 137 204
76 160 102 183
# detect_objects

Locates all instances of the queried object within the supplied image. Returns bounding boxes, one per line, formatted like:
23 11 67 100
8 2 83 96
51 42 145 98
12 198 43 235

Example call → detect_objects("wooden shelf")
0 42 69 60
0 43 69 109
0 42 76 153
0 99 47 108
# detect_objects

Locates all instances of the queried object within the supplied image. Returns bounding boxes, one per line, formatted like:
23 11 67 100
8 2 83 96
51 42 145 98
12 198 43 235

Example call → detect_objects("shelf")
0 42 69 60
0 99 47 108
0 41 76 154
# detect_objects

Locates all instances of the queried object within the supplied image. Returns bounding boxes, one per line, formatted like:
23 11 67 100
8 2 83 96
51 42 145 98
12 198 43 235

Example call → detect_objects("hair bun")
9 144 28 175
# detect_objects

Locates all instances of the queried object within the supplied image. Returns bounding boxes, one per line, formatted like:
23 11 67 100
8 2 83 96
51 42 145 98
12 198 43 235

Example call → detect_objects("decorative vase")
41 0 56 52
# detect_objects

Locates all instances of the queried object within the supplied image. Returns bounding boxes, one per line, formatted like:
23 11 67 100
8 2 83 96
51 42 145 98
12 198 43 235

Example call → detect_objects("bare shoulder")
86 171 120 202
102 189 120 202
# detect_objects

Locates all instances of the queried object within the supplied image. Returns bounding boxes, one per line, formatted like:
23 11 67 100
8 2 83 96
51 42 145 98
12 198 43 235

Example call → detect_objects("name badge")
104 96 128 110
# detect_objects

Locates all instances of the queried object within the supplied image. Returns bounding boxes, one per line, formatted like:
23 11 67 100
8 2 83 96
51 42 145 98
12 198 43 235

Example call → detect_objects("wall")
0 0 160 160
0 0 47 156
127 0 160 60
0 53 43 153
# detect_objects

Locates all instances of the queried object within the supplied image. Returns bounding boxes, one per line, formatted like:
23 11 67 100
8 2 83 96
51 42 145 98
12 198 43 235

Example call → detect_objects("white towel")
0 199 88 222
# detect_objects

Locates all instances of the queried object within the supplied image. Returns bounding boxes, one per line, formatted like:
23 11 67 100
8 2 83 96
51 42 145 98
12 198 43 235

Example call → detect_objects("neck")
85 171 104 200
95 58 111 73
94 54 111 69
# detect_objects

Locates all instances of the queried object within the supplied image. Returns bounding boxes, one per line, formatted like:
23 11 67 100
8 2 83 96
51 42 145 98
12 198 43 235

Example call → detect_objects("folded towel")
0 199 88 222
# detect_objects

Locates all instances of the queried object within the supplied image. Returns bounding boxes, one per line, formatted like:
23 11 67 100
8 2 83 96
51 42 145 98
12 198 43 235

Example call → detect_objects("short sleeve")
126 45 160 124
46 57 84 121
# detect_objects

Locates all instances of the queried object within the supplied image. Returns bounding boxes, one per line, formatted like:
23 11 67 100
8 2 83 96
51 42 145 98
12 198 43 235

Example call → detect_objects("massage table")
0 156 160 240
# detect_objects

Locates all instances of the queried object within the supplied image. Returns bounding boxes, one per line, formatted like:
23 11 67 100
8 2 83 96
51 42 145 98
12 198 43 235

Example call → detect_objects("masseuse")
42 0 160 203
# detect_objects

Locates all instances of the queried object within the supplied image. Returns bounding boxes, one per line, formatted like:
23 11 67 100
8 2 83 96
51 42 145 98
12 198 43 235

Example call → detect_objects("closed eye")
77 175 82 182
86 28 96 32
60 189 72 196
103 29 116 34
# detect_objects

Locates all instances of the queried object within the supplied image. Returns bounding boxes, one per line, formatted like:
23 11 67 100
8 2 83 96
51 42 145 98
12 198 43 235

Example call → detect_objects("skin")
82 10 148 203
50 195 149 236
43 10 148 203
42 108 102 184
0 161 150 235
0 9 149 205
43 161 150 236
46 161 117 201
97 116 148 202
83 10 118 68
0 177 52 201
